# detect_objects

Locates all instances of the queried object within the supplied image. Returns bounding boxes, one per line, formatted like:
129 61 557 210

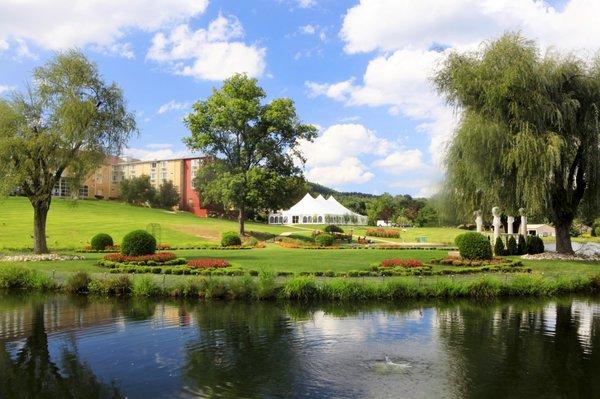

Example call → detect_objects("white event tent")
268 193 368 225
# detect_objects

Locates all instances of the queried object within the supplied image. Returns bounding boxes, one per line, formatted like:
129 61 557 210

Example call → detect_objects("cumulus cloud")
146 14 266 80
305 157 374 186
157 100 191 114
123 146 192 161
0 0 208 57
372 149 426 174
311 0 600 180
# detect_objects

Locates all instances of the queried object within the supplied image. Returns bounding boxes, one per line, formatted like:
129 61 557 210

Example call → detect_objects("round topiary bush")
457 232 493 260
527 235 545 254
90 233 114 251
121 230 156 256
221 231 242 247
315 233 335 247
324 224 344 234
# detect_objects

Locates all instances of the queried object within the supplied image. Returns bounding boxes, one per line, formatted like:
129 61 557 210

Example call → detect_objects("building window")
79 186 89 198
292 216 299 224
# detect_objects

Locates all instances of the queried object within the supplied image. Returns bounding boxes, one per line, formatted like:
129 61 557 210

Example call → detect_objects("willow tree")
435 34 600 254
184 74 317 235
0 51 136 253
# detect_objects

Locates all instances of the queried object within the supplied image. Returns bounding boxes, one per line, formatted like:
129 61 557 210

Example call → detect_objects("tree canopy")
184 74 317 234
434 33 600 253
0 50 136 253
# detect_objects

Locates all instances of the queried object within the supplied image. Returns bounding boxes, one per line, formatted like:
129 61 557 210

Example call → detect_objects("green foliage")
121 230 157 256
132 276 161 297
0 266 54 290
90 233 113 251
324 224 344 233
507 235 518 255
517 234 528 255
88 275 131 296
153 180 180 210
494 236 506 256
315 233 335 247
65 271 92 294
0 50 136 253
456 232 493 260
414 204 439 227
184 73 317 233
120 176 156 206
435 33 600 253
527 236 545 254
281 277 319 300
221 231 242 247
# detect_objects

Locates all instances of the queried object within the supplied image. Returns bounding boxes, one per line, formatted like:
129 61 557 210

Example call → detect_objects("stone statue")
473 210 483 233
492 206 502 242
507 216 514 235
519 207 527 237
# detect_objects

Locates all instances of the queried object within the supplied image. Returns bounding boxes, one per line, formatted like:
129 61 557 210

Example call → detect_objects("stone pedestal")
519 208 527 236
492 206 501 242
474 210 483 233
507 216 514 235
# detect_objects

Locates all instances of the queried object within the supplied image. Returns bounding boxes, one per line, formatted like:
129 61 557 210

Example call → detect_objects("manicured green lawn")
0 197 291 249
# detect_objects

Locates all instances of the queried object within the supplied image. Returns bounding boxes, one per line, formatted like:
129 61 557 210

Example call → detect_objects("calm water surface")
0 294 599 398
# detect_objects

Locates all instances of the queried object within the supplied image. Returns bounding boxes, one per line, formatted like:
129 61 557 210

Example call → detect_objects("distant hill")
307 182 376 199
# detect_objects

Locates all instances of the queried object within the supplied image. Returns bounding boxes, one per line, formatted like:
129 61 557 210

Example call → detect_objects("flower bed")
187 258 231 269
430 257 515 267
366 228 401 238
380 258 423 268
103 252 178 264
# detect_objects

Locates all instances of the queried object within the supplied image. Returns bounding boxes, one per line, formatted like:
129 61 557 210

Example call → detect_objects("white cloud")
123 146 192 161
147 14 266 80
372 149 426 174
157 100 191 114
306 79 354 102
390 179 441 198
146 143 174 149
300 24 317 35
0 85 15 95
298 123 389 167
0 0 208 56
297 0 317 8
306 157 374 186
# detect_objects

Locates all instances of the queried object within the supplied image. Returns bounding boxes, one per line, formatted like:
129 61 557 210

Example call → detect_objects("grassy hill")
0 197 291 250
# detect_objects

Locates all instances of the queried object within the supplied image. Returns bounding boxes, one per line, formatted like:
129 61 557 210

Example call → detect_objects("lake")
0 294 598 398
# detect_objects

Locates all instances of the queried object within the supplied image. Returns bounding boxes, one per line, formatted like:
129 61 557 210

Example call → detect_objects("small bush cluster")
517 234 527 255
0 266 55 290
527 235 545 254
380 259 423 268
90 233 114 251
221 231 242 247
494 236 506 256
121 230 156 256
456 232 493 260
65 271 92 294
507 236 518 255
315 233 335 247
187 258 231 269
366 228 401 238
432 257 513 267
324 225 344 234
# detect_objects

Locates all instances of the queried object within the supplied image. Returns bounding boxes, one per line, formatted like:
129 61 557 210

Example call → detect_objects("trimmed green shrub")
507 235 518 255
315 233 335 247
121 230 156 256
517 234 527 255
65 271 92 294
527 235 545 254
221 231 242 247
324 224 344 234
90 233 114 251
456 232 493 260
494 236 506 256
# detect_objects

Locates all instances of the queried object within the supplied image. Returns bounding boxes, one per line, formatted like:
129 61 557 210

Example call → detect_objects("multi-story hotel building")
51 156 209 217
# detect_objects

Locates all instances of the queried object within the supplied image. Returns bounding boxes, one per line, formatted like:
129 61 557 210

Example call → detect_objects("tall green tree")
184 74 317 234
120 175 156 206
434 33 600 254
0 50 136 253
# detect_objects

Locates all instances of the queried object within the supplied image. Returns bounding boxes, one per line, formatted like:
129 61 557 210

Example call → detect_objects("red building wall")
182 158 208 217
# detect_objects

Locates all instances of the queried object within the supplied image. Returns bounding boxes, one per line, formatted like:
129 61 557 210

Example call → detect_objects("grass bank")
2 266 599 301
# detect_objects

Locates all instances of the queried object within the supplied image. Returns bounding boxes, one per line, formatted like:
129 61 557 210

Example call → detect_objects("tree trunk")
238 205 245 236
555 219 574 255
32 199 51 254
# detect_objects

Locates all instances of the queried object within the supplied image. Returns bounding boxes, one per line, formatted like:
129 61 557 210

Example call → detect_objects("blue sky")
0 0 590 197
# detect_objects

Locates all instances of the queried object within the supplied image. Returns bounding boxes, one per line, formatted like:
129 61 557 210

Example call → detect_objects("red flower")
380 258 423 268
187 258 230 269
103 252 177 263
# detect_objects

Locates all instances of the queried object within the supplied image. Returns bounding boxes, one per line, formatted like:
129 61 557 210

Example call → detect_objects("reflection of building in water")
0 300 194 341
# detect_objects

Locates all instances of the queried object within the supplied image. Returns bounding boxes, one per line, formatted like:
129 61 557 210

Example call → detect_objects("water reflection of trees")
437 298 600 398
184 302 298 398
0 301 123 399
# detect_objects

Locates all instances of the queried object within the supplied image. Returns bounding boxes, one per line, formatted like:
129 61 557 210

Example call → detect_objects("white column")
492 206 501 242
507 216 514 235
519 208 527 236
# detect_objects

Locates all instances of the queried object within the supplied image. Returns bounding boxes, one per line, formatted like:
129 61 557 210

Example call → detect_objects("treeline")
120 176 180 210
308 183 439 227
